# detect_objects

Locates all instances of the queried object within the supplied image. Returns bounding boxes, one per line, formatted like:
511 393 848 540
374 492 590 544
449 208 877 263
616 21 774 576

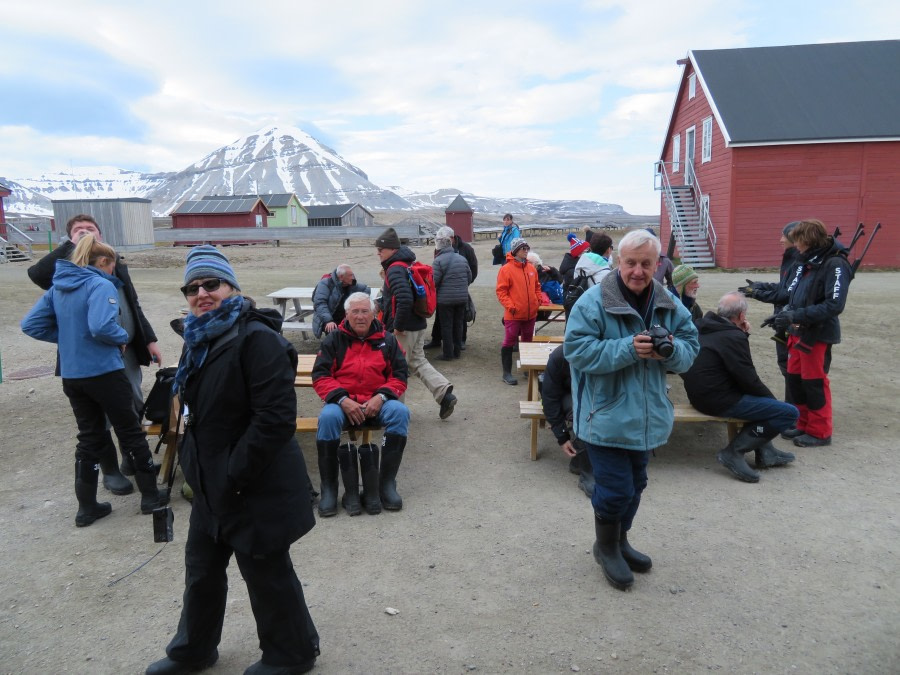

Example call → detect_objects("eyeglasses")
181 278 226 297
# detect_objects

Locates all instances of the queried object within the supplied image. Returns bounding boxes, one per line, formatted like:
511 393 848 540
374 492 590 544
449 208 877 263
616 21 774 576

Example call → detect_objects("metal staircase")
0 223 34 263
653 161 716 267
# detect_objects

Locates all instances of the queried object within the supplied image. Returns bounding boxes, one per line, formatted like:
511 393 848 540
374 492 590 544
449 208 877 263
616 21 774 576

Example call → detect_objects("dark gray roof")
306 204 360 219
202 193 297 208
445 194 473 212
691 40 900 145
172 198 263 215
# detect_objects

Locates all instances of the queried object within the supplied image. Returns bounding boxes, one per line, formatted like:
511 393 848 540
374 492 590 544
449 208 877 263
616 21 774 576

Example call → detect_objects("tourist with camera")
147 246 319 675
565 229 699 591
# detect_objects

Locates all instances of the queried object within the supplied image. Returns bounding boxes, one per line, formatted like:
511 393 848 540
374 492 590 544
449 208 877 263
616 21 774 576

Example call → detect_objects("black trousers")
62 370 153 469
437 302 466 358
431 309 468 346
166 518 320 666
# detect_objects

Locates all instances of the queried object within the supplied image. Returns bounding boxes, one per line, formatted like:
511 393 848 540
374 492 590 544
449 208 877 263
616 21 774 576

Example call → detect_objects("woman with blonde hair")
21 235 168 526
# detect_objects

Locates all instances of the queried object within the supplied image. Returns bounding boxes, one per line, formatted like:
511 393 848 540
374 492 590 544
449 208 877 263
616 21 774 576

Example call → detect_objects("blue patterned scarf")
173 295 244 393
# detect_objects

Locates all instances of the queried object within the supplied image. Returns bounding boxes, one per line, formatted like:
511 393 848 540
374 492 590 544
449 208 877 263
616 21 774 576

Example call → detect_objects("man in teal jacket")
565 229 699 590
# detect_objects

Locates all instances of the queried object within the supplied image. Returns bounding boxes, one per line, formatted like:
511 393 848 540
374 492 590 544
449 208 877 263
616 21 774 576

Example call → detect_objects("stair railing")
683 162 717 263
2 222 34 261
653 161 689 257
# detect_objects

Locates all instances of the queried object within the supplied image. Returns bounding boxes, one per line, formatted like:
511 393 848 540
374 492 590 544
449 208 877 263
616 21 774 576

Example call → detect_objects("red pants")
785 336 832 439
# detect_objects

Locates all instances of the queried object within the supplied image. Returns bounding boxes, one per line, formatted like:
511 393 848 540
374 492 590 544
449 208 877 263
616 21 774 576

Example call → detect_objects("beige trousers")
395 328 451 403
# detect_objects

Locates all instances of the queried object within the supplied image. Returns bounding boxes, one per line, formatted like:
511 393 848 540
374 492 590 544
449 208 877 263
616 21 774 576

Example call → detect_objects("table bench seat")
518 401 744 461
295 417 382 444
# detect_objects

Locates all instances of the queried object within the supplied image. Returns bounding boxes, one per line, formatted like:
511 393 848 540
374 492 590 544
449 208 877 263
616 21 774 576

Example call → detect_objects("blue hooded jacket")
21 260 129 379
564 272 699 451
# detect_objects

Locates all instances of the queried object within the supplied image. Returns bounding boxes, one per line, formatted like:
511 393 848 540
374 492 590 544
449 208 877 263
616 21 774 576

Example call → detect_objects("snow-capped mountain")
391 187 625 217
145 125 412 214
3 126 628 218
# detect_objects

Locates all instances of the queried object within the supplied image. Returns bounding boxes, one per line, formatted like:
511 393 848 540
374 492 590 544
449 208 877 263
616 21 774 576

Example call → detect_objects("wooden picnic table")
535 304 565 334
518 341 559 402
268 287 316 338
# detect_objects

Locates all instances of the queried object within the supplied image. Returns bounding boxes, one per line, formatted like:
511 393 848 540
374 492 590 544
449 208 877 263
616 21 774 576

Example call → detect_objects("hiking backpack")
563 270 592 320
389 261 437 318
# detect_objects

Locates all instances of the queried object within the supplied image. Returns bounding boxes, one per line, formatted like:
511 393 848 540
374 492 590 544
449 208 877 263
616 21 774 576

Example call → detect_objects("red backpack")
389 261 437 318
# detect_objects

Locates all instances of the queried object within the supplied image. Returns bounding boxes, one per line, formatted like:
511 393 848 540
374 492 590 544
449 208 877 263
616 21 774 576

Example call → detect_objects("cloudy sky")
0 1 895 214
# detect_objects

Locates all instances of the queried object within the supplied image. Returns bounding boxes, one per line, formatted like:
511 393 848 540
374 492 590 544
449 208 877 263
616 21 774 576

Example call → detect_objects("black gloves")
738 279 757 297
772 311 795 331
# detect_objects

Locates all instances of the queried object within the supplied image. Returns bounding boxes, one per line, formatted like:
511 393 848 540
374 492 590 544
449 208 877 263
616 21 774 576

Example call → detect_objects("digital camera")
642 325 674 358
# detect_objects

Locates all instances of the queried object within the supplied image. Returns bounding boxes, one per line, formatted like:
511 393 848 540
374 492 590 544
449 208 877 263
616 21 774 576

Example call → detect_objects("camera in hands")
642 325 674 358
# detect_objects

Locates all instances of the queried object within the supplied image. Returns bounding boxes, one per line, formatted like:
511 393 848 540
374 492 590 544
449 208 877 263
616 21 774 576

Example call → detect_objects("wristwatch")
378 393 388 403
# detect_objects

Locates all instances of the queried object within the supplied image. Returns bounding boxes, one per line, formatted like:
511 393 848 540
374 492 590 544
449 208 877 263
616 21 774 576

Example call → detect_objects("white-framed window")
672 134 681 172
688 73 696 99
291 205 298 224
701 116 713 163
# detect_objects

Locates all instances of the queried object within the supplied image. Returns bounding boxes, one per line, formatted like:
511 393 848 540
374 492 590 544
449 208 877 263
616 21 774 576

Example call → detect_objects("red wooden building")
171 197 271 245
445 194 474 242
656 40 900 269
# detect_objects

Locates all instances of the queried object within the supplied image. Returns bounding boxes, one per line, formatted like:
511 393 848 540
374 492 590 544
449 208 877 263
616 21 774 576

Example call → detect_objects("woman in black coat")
147 246 319 675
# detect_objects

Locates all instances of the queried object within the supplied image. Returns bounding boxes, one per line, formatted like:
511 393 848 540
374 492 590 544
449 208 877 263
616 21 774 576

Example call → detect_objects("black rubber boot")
146 649 219 674
134 469 170 514
570 448 595 497
380 433 407 511
121 453 162 477
755 440 796 468
338 443 362 516
620 529 652 572
98 433 134 495
74 459 112 527
716 426 765 483
501 346 518 385
316 439 340 517
593 516 633 590
358 443 382 515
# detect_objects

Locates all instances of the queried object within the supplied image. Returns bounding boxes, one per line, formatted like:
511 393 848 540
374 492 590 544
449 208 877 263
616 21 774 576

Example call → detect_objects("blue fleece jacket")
21 260 129 378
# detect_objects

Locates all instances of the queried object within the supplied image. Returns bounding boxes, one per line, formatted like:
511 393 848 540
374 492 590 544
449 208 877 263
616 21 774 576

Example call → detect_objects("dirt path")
1 236 897 674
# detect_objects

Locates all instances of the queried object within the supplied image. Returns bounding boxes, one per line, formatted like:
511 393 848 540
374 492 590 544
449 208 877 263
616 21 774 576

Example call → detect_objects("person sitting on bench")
312 263 370 338
540 344 594 498
681 292 798 483
312 292 410 516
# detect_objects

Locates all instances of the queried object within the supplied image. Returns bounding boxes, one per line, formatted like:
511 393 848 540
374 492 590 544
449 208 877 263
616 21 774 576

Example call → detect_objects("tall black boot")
316 439 339 517
501 346 517 385
358 443 382 515
98 433 134 495
716 425 767 483
754 440 796 469
620 529 652 572
133 468 170 514
338 443 361 516
570 448 595 498
380 433 407 511
74 459 112 527
121 452 162 477
593 516 633 590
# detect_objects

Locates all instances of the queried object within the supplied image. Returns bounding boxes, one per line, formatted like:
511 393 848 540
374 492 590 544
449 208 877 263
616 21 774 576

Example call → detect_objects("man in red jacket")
312 293 410 516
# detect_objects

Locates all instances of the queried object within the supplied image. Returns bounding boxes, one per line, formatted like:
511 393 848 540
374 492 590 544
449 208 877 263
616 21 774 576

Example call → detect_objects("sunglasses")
181 278 227 297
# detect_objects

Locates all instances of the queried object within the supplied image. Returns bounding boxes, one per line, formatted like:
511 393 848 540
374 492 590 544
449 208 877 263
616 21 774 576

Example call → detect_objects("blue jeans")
316 400 410 441
722 395 798 433
585 443 651 532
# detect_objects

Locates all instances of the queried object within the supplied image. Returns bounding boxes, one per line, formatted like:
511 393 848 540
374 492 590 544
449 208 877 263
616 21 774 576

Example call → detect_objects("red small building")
445 194 474 243
171 197 271 245
656 40 900 269
0 181 11 237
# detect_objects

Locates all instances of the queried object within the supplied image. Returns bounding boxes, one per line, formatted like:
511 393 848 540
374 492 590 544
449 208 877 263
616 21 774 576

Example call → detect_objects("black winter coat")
27 240 158 366
178 302 315 556
380 246 427 332
541 344 572 445
681 312 774 416
751 247 801 314
782 239 852 345
452 235 478 282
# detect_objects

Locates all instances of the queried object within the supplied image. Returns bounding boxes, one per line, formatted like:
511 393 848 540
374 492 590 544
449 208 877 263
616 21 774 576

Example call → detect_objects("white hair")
435 236 453 250
526 251 543 266
436 226 455 239
336 264 352 277
344 291 375 312
619 230 661 257
717 292 747 319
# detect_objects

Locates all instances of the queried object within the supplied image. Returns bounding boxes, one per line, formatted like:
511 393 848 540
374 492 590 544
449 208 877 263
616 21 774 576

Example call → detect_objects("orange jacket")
496 254 542 321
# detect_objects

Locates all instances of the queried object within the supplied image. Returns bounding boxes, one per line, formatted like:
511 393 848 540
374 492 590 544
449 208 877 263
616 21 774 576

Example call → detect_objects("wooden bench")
531 335 563 343
519 401 745 462
282 321 314 337
295 416 382 444
143 393 182 486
